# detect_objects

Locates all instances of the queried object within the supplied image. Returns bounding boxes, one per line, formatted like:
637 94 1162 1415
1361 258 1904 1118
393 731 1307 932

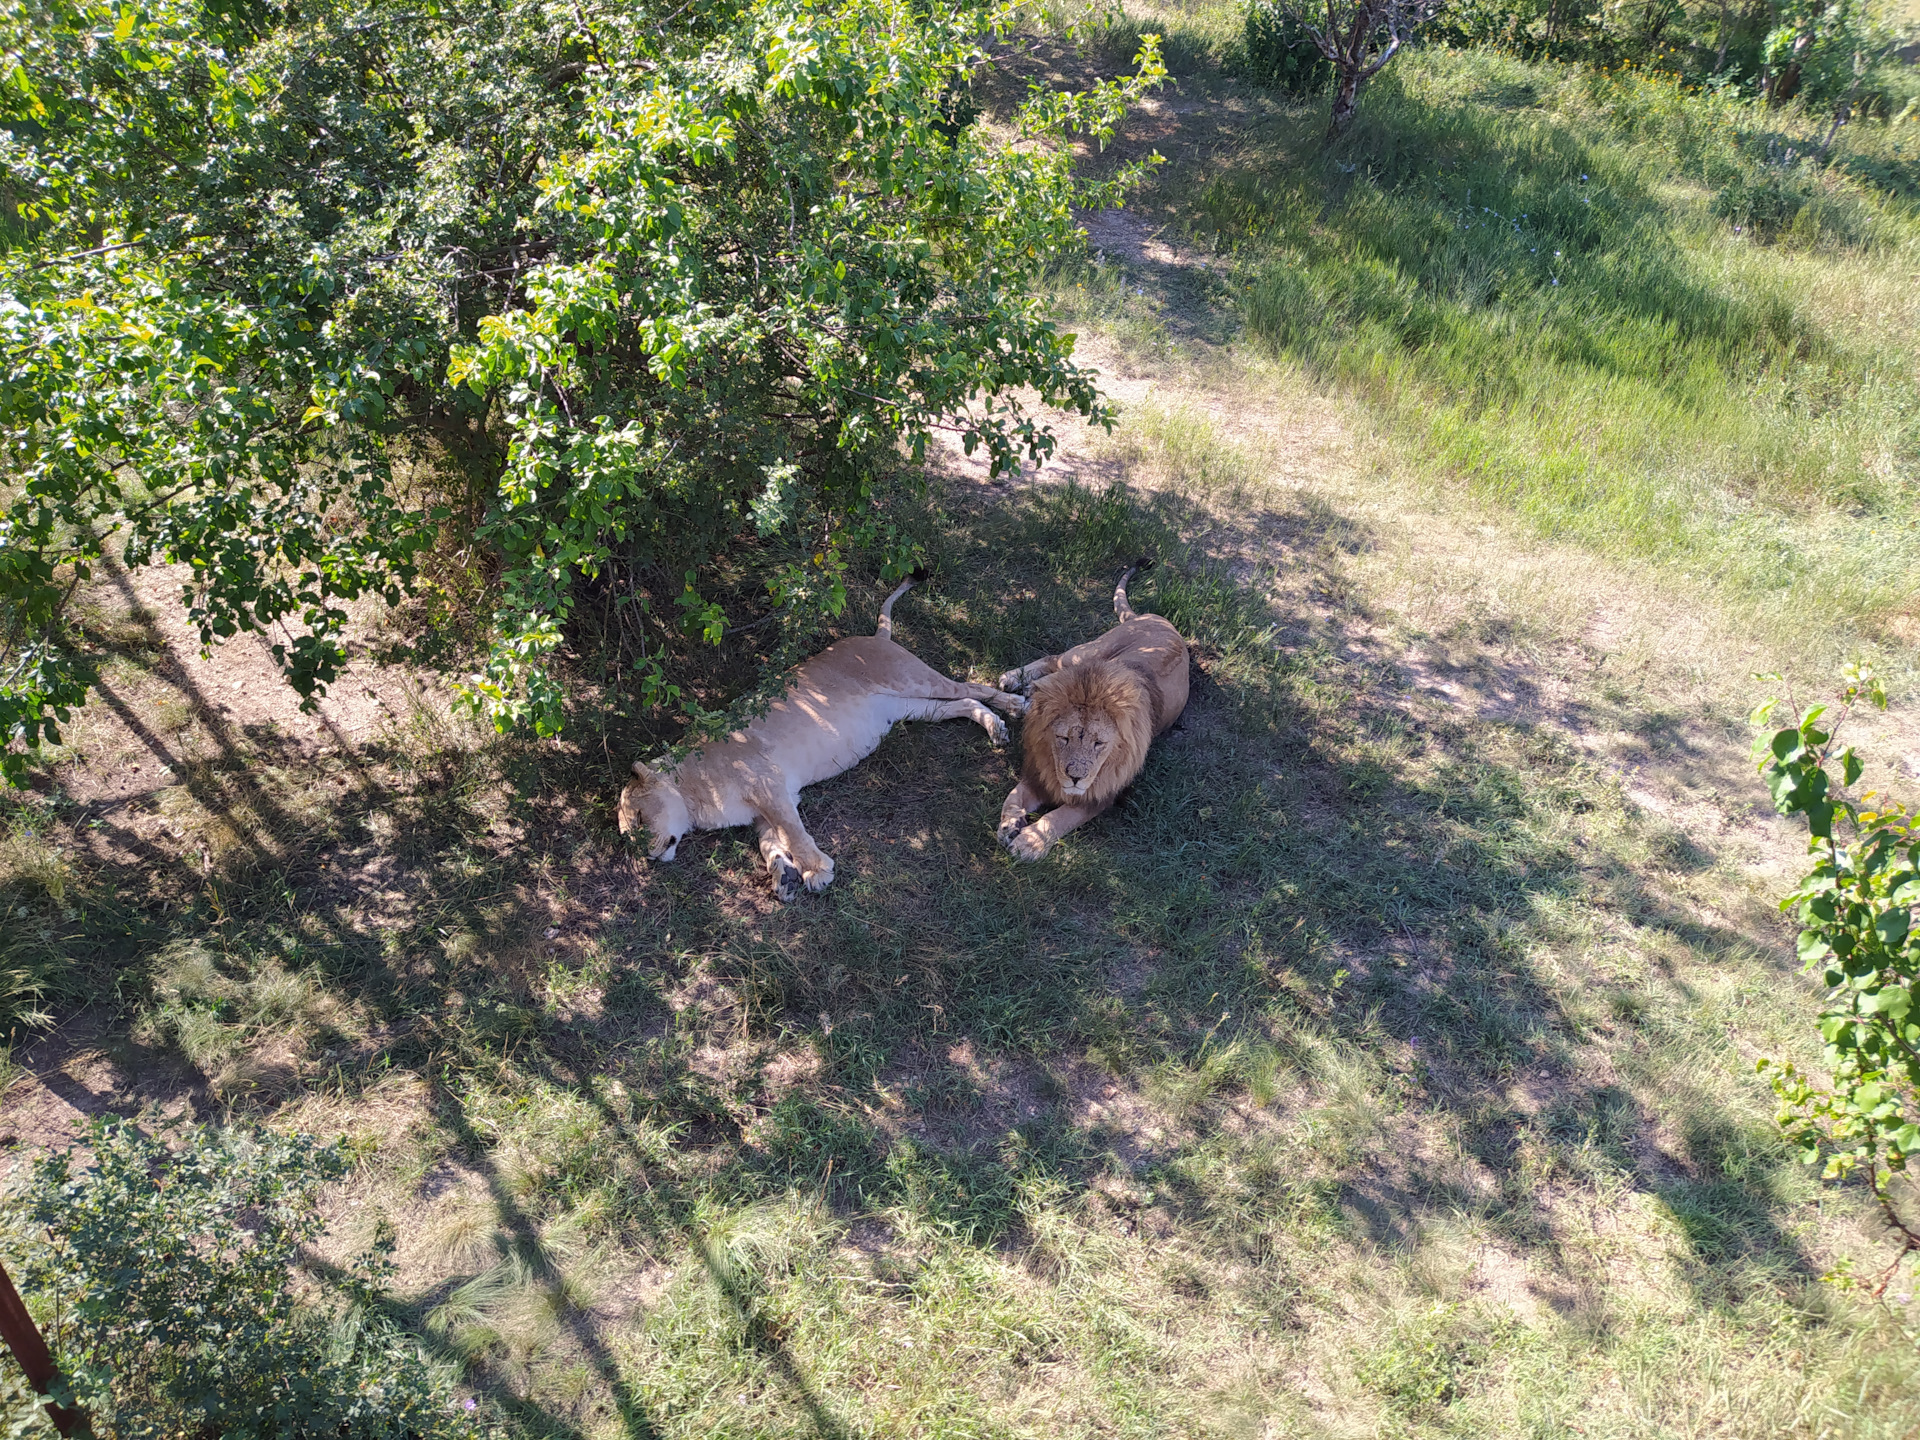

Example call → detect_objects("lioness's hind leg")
925 697 1011 746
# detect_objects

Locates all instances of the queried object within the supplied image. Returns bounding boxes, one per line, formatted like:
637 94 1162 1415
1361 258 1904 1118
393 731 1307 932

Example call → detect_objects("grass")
4 14 1920 1440
5 445 1919 1433
1045 27 1920 665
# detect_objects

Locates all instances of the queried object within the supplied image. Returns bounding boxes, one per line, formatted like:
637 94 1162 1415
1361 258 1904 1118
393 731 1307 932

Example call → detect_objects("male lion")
619 575 1027 901
995 559 1189 861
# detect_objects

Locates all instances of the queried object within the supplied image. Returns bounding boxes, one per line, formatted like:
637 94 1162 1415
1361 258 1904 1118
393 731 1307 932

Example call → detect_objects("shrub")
1754 666 1920 1295
1239 0 1436 134
0 0 1165 772
1709 164 1819 235
5 1117 482 1438
1240 0 1332 93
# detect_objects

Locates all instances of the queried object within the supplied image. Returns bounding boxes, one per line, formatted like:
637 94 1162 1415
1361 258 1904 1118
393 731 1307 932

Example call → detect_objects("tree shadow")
2 461 1831 1423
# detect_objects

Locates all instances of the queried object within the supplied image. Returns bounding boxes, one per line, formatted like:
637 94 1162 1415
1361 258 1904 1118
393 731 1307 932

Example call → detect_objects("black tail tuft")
909 565 929 583
1132 555 1155 574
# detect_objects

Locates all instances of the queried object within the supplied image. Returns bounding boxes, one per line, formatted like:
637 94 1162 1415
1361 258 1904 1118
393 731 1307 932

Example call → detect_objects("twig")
28 237 154 269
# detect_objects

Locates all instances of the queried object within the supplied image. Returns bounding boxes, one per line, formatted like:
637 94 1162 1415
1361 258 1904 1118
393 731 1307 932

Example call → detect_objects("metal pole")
0 1260 82 1437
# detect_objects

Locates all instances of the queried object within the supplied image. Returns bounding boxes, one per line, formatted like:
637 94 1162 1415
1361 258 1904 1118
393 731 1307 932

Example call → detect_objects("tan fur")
619 578 1027 901
997 564 1188 861
1019 661 1155 811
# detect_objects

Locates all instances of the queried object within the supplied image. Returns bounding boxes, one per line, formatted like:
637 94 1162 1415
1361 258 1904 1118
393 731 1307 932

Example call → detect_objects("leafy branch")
1753 663 1920 1295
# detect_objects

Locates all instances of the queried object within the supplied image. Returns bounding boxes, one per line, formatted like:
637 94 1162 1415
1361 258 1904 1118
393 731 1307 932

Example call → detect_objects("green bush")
5 1118 482 1438
1239 0 1331 93
1709 164 1820 236
1754 668 1920 1293
0 0 1165 771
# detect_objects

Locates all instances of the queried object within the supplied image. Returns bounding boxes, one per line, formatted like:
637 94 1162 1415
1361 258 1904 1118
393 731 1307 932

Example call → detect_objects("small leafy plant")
1356 1302 1491 1419
1753 665 1920 1292
5 1117 482 1438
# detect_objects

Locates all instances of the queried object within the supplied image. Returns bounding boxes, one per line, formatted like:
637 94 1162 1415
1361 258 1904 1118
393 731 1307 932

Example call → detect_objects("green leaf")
1768 764 1802 812
1876 908 1910 949
1807 800 1835 839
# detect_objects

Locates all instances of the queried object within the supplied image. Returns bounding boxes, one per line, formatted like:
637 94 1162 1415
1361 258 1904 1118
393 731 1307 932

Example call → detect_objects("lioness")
619 575 1027 901
995 559 1189 861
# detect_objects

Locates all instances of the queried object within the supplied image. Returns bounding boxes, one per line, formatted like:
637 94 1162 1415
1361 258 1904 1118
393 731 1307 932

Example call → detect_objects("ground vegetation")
6 1118 478 1435
0 1 1914 1434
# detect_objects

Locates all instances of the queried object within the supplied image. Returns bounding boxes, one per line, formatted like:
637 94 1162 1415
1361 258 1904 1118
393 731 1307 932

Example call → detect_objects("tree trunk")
1328 66 1361 137
1768 29 1811 106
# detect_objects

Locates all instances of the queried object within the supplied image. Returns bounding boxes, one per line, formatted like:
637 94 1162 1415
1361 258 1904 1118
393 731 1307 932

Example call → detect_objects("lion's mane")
1020 660 1157 808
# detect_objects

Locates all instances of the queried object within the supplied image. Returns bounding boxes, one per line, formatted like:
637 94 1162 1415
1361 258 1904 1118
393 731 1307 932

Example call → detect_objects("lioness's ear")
628 760 657 788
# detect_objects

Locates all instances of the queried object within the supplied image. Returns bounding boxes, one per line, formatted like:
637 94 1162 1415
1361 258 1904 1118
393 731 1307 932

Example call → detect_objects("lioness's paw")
772 857 804 904
987 717 1010 747
1006 827 1050 862
996 668 1027 693
804 857 835 893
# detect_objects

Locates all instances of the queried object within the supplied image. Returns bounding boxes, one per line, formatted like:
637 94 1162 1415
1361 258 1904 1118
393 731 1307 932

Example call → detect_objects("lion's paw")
996 668 1027 694
772 856 804 903
987 716 1010 747
803 857 835 893
1005 827 1050 862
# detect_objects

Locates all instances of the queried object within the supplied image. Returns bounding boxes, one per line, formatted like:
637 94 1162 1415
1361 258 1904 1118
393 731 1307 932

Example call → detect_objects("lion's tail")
876 566 929 641
1113 556 1154 623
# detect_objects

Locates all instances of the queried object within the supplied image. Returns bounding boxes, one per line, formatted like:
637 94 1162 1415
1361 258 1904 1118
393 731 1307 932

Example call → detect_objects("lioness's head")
1022 663 1154 807
618 761 693 861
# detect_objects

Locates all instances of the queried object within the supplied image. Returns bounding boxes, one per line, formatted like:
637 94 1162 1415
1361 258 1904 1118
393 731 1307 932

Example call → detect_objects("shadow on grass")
1 467 1822 1424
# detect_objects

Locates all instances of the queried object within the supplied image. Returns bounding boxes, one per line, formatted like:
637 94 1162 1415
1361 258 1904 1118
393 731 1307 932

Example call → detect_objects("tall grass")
1185 47 1920 650
1020 0 1245 68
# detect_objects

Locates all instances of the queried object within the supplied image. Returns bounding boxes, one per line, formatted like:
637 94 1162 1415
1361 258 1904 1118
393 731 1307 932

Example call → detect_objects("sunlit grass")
1092 43 1920 659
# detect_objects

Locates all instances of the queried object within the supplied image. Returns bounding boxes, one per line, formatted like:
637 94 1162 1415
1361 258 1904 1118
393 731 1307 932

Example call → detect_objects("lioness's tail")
1113 556 1154 623
876 567 929 640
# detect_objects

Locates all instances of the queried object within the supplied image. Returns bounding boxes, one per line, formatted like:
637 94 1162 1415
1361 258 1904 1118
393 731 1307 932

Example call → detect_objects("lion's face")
1045 706 1123 798
618 763 692 860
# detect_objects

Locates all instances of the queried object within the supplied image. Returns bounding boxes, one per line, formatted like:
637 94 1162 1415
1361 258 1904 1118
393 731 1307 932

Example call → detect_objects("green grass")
1046 37 1920 663
5 448 1918 1433
5 18 1920 1439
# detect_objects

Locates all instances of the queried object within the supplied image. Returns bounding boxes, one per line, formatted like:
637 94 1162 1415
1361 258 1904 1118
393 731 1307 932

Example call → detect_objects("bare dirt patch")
54 561 450 812
0 1011 207 1173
